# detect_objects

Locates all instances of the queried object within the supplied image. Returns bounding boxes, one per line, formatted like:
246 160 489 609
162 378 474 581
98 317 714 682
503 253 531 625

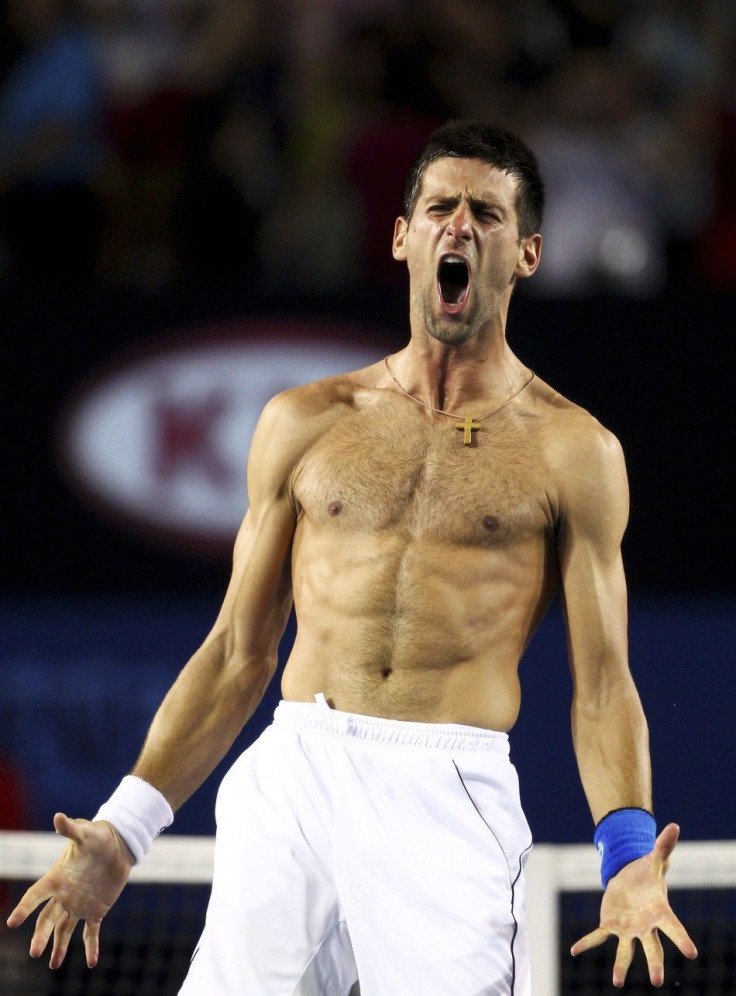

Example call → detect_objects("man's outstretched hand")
571 822 698 988
6 812 135 969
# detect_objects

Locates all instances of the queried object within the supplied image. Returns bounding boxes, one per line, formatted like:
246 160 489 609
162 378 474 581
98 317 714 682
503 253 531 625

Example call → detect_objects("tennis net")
0 832 213 995
527 840 736 994
2 833 734 994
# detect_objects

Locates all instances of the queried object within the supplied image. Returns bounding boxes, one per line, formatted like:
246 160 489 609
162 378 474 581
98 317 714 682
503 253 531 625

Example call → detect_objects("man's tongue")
438 257 470 313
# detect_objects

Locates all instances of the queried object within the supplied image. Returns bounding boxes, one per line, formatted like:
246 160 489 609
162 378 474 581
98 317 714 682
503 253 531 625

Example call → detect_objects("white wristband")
93 775 174 864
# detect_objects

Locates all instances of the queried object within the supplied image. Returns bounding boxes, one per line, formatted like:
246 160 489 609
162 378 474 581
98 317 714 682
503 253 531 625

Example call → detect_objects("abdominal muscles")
283 526 554 730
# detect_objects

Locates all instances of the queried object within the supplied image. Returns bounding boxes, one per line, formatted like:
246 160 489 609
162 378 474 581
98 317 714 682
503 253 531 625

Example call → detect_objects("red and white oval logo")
59 318 392 554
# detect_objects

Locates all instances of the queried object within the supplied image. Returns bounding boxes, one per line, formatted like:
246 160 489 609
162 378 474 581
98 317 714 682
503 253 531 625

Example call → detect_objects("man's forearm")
131 632 276 811
572 677 652 825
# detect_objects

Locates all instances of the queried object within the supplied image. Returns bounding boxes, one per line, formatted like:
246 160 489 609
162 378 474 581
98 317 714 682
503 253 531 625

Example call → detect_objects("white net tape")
2 833 735 994
0 831 214 884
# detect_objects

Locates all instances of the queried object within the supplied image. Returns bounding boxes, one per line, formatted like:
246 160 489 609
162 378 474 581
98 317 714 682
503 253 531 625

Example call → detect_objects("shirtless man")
8 121 696 993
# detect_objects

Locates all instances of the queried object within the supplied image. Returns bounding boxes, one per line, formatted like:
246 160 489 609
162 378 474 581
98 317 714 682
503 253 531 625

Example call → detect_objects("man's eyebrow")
468 196 507 214
421 191 508 214
423 193 461 205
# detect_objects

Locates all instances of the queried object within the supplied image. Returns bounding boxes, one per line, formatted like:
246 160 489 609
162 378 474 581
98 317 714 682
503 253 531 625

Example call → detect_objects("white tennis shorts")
180 695 533 995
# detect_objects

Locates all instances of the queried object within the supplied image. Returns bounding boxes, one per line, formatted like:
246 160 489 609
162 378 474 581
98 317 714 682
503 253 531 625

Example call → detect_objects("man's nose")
446 204 473 240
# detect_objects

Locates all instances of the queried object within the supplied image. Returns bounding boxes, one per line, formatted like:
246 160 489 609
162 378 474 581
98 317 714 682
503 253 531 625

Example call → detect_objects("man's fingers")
6 814 120 973
83 920 101 969
660 910 699 960
28 898 65 958
7 823 75 931
640 929 665 988
680 935 699 960
612 936 635 989
6 879 55 929
571 926 609 956
7 894 34 929
49 911 80 970
53 811 85 845
653 822 681 866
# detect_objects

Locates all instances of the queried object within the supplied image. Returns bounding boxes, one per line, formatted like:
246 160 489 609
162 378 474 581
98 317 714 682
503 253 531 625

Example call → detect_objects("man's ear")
514 233 542 279
392 216 409 261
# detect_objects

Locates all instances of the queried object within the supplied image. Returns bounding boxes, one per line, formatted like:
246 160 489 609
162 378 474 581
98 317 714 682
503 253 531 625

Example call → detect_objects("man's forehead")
420 157 518 201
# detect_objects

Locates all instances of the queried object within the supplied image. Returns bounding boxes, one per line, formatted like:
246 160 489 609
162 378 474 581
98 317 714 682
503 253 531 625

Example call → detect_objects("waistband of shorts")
272 696 510 755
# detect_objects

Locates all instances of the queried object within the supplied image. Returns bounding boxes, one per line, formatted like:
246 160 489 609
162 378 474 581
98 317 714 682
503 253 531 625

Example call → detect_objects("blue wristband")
594 808 656 888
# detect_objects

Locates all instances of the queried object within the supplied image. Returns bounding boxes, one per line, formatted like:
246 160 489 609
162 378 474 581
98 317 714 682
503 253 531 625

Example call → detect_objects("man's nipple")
483 515 500 532
328 500 343 516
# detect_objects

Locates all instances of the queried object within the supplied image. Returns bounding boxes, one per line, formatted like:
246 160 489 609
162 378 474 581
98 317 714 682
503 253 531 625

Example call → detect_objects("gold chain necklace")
383 357 535 444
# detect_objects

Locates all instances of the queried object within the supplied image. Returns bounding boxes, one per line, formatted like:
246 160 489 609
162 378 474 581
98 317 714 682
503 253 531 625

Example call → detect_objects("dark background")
1 0 734 846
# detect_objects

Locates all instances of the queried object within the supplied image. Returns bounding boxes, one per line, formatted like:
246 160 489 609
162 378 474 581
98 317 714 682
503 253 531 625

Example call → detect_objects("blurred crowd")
0 0 734 297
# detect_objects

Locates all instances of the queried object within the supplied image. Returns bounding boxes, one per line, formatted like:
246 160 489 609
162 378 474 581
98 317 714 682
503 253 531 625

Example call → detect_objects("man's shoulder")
248 362 385 489
254 360 384 459
532 375 621 457
531 378 627 523
264 361 384 421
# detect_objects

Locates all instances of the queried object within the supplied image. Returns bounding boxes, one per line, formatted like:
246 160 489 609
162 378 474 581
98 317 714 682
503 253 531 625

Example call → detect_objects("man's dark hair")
403 121 545 238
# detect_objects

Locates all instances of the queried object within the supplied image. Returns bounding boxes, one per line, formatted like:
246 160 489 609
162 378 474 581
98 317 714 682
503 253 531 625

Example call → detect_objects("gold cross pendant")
456 415 481 445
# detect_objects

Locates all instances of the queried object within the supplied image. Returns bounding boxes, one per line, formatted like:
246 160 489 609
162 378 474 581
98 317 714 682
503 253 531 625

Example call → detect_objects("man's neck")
394 333 526 415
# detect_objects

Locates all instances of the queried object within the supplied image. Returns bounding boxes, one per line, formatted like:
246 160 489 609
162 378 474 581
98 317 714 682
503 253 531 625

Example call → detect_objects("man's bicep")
556 427 631 690
208 394 305 643
557 427 629 568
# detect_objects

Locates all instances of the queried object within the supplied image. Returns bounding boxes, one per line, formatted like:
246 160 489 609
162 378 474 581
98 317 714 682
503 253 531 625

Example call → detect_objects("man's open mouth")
437 254 471 313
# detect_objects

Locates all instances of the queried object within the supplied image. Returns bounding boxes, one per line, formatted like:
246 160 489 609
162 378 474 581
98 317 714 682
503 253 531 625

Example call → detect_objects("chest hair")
293 400 551 546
